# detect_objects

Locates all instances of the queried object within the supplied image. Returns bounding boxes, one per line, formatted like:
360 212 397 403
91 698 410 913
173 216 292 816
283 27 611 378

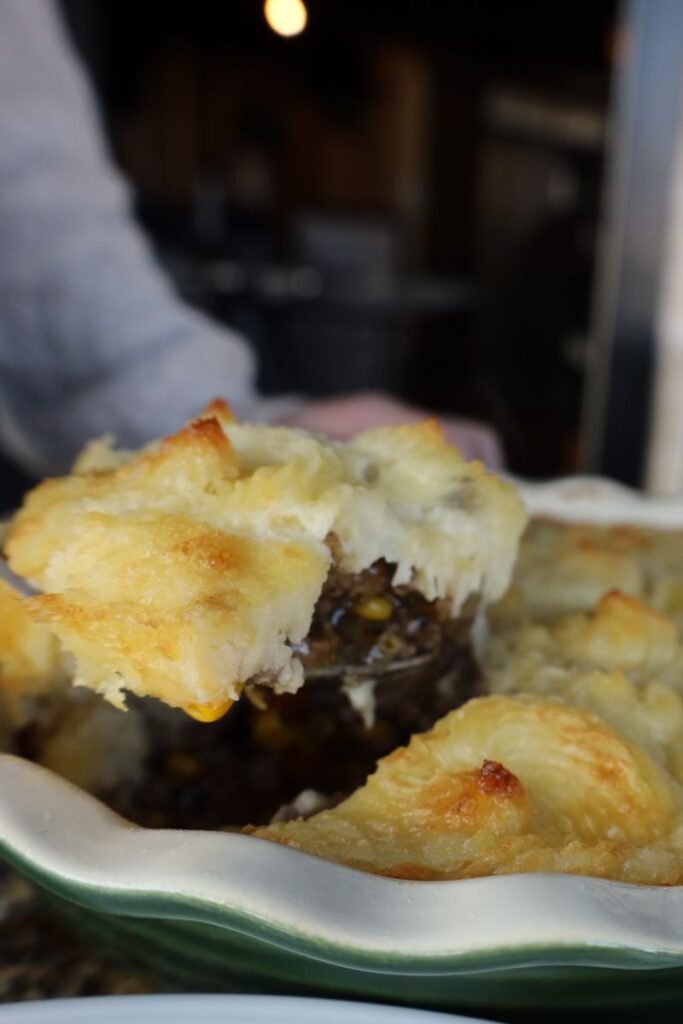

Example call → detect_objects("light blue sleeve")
0 0 297 475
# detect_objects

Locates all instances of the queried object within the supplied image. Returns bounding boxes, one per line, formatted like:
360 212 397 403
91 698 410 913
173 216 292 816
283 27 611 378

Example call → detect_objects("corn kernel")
252 709 295 751
184 699 233 723
352 595 394 621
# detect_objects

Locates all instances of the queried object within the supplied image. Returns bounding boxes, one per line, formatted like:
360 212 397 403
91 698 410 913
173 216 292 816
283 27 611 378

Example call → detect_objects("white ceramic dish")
513 474 683 526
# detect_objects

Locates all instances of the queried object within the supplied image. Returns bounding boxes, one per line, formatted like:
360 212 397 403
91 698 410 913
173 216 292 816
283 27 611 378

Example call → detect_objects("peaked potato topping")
252 693 683 884
505 518 683 624
486 590 683 695
4 402 525 716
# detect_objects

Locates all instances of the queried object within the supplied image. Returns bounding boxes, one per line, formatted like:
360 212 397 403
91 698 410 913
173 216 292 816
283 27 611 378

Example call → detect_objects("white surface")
0 995 486 1024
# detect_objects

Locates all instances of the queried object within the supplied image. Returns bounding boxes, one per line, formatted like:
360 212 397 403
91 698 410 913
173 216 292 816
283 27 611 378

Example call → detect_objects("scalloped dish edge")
2 753 683 966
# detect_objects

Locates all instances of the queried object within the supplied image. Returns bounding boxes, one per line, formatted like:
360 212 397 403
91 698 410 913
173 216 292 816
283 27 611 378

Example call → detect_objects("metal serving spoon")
0 551 36 598
303 653 435 680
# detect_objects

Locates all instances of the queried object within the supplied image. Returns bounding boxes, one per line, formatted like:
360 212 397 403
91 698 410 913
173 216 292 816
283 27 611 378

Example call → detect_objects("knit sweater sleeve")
0 0 296 475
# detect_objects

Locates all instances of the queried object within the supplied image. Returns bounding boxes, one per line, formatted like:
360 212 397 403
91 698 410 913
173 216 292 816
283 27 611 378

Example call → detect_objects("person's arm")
0 0 298 477
0 0 503 477
285 392 504 467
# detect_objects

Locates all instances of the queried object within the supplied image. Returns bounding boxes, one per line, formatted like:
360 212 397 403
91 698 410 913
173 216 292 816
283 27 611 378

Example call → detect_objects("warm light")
264 0 308 37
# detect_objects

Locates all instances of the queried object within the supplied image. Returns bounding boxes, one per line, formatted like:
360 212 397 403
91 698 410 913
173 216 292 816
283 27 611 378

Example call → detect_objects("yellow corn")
184 699 233 723
352 595 393 621
252 709 295 751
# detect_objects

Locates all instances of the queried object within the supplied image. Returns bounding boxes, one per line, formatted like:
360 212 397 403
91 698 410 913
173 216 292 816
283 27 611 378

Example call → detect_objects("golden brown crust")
19 514 328 710
198 397 236 425
253 694 683 884
0 579 69 720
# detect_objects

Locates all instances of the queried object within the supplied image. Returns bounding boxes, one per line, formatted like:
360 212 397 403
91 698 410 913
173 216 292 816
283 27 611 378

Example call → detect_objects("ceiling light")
264 0 308 38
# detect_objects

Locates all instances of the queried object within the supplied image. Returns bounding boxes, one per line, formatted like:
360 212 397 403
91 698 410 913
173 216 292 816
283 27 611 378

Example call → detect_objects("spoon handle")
0 554 38 598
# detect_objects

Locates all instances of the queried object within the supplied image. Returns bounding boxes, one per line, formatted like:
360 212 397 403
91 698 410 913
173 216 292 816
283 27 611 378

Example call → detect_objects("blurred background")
7 0 683 499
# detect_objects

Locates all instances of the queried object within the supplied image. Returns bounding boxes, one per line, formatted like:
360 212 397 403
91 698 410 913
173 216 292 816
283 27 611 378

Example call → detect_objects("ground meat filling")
293 557 454 674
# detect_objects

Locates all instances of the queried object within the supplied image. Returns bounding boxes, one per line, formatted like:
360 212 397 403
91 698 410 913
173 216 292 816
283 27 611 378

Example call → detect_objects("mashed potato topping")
506 518 683 625
486 591 683 695
4 402 525 714
253 693 683 884
0 578 69 719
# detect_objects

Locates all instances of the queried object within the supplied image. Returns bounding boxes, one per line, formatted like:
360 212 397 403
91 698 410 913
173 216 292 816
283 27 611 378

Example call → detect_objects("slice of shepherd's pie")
4 401 526 720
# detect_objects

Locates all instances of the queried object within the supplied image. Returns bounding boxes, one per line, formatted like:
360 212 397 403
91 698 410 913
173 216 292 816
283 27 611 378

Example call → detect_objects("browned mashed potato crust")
252 693 683 885
4 404 525 716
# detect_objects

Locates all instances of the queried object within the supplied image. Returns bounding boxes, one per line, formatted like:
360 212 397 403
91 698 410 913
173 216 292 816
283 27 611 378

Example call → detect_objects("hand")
283 392 505 468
